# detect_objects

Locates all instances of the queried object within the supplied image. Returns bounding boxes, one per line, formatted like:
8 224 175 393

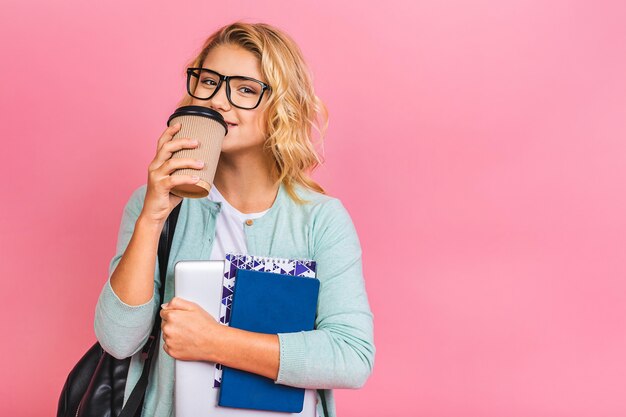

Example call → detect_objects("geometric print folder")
213 252 317 387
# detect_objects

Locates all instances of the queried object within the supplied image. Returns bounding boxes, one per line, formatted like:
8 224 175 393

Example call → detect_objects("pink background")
2 1 626 416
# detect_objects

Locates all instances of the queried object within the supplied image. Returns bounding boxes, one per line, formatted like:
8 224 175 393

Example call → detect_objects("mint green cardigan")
94 182 375 417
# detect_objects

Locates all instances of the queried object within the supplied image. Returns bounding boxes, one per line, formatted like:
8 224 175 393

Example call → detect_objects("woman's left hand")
160 296 222 361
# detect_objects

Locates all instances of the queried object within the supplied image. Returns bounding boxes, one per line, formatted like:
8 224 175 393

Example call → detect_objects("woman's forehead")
202 44 263 80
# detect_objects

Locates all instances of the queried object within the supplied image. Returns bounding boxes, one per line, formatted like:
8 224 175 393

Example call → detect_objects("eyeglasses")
186 67 271 110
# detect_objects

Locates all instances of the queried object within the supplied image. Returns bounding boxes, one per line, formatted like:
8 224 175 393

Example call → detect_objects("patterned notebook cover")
213 252 317 387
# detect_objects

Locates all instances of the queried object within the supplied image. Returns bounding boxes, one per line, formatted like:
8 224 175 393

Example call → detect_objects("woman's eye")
201 79 217 86
239 86 257 95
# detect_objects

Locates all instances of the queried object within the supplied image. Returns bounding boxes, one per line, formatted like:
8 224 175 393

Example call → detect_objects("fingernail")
196 160 204 166
161 303 169 309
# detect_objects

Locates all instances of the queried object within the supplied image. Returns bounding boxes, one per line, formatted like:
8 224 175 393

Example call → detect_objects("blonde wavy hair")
175 21 329 204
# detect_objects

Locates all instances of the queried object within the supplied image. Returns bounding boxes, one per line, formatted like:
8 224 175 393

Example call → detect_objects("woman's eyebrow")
204 67 261 79
236 73 263 79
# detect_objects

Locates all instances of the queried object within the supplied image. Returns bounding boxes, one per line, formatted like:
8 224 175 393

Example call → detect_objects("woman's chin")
220 140 266 156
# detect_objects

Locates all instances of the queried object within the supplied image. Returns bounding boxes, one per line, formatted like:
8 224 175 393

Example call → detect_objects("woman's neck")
212 150 280 214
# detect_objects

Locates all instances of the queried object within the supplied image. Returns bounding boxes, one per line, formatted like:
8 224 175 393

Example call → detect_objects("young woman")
94 21 375 417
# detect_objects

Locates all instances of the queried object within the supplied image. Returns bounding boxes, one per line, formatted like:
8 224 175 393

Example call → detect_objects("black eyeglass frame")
186 67 272 110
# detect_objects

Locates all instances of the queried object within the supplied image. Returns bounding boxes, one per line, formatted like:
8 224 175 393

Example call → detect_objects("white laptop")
174 260 317 417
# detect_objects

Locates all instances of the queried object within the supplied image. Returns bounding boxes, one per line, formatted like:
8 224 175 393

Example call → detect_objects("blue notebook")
217 268 320 413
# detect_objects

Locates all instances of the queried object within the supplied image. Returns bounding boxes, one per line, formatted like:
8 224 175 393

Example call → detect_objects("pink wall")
2 1 626 416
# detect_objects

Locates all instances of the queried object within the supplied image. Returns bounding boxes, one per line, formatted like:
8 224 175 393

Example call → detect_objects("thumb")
167 296 196 311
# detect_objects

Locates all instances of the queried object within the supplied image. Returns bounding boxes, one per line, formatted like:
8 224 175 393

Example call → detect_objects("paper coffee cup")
166 106 228 198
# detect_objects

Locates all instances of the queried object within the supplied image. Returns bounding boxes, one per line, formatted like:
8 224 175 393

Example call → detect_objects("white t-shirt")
208 185 269 261
205 185 318 417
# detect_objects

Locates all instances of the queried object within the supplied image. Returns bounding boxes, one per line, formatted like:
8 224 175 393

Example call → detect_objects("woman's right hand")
139 123 205 224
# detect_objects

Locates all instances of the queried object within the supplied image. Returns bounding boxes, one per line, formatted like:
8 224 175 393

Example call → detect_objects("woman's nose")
206 82 231 111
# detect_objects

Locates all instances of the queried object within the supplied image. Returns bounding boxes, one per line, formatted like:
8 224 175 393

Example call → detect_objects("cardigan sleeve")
276 198 376 389
94 184 160 359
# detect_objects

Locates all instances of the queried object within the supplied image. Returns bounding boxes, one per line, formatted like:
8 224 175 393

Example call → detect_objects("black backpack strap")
118 203 182 417
317 389 329 417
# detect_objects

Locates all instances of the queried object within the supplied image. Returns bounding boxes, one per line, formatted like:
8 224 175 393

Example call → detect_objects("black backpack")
57 204 181 417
